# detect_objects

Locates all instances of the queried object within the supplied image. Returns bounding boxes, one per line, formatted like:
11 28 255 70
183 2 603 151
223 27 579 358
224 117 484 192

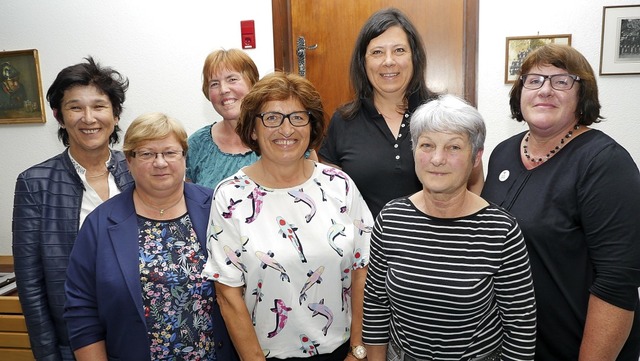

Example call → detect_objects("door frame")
271 0 478 105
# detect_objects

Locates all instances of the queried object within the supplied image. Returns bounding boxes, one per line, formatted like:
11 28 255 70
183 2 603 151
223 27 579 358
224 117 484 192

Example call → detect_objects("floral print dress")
138 214 217 360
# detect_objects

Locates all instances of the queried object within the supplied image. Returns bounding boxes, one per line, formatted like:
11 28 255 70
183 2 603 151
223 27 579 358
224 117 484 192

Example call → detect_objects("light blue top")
186 124 259 189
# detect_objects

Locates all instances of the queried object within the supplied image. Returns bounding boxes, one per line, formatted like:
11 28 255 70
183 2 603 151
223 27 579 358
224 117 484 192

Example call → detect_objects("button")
398 134 402 138
401 123 406 127
394 144 398 148
395 155 400 160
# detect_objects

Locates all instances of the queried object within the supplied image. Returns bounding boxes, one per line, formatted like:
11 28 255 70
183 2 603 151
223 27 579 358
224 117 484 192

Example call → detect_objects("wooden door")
272 0 478 118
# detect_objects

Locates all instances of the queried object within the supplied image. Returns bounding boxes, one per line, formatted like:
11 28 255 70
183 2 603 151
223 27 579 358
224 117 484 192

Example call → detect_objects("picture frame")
0 49 46 124
599 5 640 75
504 34 572 83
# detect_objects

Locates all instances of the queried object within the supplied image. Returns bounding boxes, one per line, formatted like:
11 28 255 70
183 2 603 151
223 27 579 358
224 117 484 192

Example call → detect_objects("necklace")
523 124 580 163
86 169 109 178
135 190 184 215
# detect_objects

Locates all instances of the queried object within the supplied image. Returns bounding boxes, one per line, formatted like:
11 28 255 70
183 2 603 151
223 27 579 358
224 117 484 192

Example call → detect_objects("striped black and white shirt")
362 197 536 360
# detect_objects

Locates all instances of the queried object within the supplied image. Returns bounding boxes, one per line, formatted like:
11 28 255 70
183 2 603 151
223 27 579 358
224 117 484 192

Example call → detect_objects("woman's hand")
365 344 387 361
215 282 266 361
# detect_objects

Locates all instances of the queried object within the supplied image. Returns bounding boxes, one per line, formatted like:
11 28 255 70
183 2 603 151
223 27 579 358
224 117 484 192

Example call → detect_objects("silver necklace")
86 169 109 178
135 190 184 215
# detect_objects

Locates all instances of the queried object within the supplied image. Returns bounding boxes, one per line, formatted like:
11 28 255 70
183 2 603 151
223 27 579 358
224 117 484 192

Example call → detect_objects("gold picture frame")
0 49 46 124
600 5 640 75
505 34 572 83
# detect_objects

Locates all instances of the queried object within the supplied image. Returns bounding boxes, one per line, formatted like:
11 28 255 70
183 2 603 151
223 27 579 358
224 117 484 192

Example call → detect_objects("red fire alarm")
241 20 256 49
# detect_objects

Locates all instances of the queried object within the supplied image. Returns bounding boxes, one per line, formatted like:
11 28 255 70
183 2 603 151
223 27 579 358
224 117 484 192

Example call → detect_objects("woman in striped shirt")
362 94 536 361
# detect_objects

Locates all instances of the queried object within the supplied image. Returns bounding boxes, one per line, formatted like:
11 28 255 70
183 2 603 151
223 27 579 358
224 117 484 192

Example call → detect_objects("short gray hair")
410 94 486 159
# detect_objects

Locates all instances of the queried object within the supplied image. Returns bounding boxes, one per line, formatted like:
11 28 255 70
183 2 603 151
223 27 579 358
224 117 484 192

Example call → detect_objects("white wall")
480 0 640 345
0 0 275 254
479 0 640 172
0 0 638 255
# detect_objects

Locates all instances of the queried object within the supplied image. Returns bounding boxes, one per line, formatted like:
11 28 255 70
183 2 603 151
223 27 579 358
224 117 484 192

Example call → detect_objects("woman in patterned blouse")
203 72 374 360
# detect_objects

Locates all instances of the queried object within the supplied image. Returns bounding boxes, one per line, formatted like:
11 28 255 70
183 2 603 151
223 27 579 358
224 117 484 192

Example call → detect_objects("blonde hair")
123 112 188 156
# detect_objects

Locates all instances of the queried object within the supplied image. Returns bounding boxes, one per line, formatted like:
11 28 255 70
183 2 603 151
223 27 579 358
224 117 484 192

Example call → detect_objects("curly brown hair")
236 72 326 156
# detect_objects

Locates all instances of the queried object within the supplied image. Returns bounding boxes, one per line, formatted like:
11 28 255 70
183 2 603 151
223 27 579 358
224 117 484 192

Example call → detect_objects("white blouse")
69 152 120 228
203 162 373 358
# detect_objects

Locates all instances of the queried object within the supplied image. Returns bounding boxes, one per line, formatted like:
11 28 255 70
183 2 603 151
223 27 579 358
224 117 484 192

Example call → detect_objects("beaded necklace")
523 124 580 163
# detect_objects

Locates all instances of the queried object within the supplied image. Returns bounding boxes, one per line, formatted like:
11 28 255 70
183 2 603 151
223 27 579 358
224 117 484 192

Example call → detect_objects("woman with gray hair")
362 94 537 361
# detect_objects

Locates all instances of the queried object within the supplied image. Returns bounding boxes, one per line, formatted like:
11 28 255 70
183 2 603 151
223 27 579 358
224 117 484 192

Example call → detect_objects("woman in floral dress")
64 112 237 361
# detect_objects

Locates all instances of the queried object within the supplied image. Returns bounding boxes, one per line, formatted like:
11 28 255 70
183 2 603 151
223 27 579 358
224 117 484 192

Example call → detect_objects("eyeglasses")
131 150 184 162
257 111 311 128
521 73 581 90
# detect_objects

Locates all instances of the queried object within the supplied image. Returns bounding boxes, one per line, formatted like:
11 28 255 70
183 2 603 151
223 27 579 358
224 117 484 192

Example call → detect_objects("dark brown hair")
340 7 436 119
509 44 602 125
47 56 128 146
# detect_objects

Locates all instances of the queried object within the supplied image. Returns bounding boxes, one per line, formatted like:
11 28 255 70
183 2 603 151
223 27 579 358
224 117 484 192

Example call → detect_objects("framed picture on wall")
504 34 572 83
600 5 640 75
0 49 46 124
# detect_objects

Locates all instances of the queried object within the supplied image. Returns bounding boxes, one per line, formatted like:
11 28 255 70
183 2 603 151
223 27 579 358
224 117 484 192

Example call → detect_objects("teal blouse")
186 124 259 189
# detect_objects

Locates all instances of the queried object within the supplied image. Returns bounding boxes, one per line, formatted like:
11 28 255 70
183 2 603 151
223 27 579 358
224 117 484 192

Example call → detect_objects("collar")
361 91 423 120
68 150 113 176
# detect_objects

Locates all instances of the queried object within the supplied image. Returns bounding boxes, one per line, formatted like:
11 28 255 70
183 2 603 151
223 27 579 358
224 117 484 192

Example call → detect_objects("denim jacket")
12 148 133 361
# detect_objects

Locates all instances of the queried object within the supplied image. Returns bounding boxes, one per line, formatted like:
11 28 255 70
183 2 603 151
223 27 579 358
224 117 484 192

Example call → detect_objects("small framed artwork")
0 49 46 124
600 5 640 75
505 34 572 83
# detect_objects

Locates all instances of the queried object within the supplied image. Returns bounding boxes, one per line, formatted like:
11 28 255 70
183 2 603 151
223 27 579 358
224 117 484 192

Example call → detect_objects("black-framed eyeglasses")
257 111 311 128
131 150 185 162
521 73 581 91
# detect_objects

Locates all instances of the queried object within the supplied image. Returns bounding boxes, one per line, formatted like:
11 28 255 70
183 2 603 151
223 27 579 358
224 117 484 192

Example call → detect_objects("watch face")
352 345 367 359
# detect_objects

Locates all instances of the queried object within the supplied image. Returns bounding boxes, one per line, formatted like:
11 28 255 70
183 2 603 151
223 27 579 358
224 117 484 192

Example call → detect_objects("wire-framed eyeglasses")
521 73 581 91
257 111 311 128
131 150 185 162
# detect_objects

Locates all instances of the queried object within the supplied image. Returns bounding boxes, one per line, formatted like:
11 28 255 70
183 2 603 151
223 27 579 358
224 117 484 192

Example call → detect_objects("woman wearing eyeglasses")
64 113 237 361
482 44 640 360
202 72 373 360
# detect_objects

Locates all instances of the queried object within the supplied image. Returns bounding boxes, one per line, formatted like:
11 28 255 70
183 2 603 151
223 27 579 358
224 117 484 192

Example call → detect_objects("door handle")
296 36 318 77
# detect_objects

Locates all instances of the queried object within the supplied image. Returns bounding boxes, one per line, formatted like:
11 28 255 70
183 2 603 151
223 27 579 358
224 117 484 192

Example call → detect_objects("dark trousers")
267 340 349 361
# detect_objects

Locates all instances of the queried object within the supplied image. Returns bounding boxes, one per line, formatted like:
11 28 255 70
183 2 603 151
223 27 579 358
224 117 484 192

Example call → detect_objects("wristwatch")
351 345 367 360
